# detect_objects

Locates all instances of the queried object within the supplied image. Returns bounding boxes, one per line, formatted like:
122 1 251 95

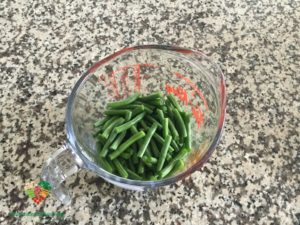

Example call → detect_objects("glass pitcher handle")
41 143 84 205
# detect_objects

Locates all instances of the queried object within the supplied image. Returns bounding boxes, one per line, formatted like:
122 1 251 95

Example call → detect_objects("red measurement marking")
165 83 189 105
120 69 129 97
174 72 209 111
133 64 141 92
96 64 156 98
192 105 204 128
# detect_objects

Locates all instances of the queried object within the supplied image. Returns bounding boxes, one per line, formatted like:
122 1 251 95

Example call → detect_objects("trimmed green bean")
167 94 182 112
137 124 158 158
101 117 125 139
156 109 165 123
99 131 118 157
132 151 139 164
167 159 185 178
137 160 144 174
102 116 118 130
136 101 155 110
183 113 192 150
114 112 146 134
98 157 114 174
120 148 134 159
94 117 109 127
168 119 179 141
113 159 128 178
128 159 136 172
159 147 187 178
156 135 172 171
172 108 187 138
104 109 131 118
171 140 180 152
142 155 158 164
149 175 158 181
153 133 175 152
145 115 162 128
127 168 143 180
159 158 185 178
138 91 163 102
149 98 164 107
110 131 126 150
140 120 149 130
131 105 145 117
150 140 160 158
107 93 139 109
109 131 145 160
166 153 172 162
162 118 169 139
168 147 189 165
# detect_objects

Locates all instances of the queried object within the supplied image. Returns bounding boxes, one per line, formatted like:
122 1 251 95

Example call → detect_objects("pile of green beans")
93 92 192 180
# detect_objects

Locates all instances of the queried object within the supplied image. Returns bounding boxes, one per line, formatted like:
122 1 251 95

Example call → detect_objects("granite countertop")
0 0 299 224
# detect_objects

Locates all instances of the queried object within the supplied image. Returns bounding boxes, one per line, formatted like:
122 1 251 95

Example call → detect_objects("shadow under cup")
67 45 226 189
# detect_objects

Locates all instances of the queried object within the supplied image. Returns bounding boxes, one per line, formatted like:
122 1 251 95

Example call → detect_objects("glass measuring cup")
41 45 226 205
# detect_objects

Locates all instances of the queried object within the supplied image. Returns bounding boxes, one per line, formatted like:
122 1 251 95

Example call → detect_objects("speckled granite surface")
0 0 299 224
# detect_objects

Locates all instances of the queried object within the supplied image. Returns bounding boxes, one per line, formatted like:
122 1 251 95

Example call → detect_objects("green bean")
145 115 162 128
113 159 128 178
169 147 189 165
183 113 192 150
144 147 152 157
153 133 175 152
172 108 187 138
162 118 169 139
107 93 139 109
140 120 149 130
167 160 185 178
102 116 118 130
104 109 131 118
129 125 143 148
131 105 145 117
130 125 139 134
166 153 172 162
98 157 114 174
156 135 172 171
138 91 163 102
159 158 185 178
94 117 109 127
165 100 175 119
142 155 158 164
101 117 125 139
110 131 126 150
136 101 155 111
150 140 160 158
167 94 182 112
127 168 143 180
149 98 164 107
109 131 145 160
132 151 139 164
137 124 158 158
156 109 165 123
168 119 179 141
149 175 158 181
171 140 180 152
120 148 134 159
99 131 119 157
137 160 144 174
114 112 146 134
128 159 136 172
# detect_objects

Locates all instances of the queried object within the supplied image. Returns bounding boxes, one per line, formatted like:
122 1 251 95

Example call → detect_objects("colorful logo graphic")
24 180 52 204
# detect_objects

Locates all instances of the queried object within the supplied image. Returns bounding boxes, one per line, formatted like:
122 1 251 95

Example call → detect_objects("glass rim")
65 45 226 187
